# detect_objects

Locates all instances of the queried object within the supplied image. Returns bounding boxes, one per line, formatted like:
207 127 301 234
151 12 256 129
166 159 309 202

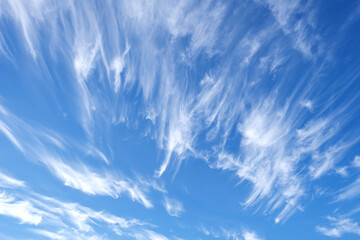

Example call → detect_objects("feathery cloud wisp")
163 197 184 217
316 216 360 238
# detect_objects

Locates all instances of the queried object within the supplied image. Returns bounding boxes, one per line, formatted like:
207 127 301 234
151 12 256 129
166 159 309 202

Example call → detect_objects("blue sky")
0 0 360 239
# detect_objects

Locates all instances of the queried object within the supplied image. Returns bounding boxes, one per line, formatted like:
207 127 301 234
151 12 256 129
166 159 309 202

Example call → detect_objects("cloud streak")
0 103 154 208
0 171 26 189
0 186 169 240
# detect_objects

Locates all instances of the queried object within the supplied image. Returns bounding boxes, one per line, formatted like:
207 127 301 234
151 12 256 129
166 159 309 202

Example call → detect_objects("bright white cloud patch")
0 191 42 225
243 230 263 240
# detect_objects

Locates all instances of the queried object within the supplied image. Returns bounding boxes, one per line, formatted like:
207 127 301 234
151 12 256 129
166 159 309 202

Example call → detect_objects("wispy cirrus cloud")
336 177 360 201
316 216 360 238
0 191 42 225
1 0 360 230
43 155 152 208
130 229 170 240
200 226 264 240
32 229 105 240
3 0 40 59
259 0 321 58
353 155 360 167
0 185 169 240
0 103 154 208
163 197 184 217
0 171 26 189
0 172 169 240
0 32 13 61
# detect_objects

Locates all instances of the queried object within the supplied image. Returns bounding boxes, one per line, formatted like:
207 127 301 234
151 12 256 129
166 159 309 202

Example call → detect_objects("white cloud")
131 229 169 240
336 177 360 201
199 226 263 240
43 156 152 208
242 230 263 240
163 197 184 217
260 0 321 58
261 0 300 28
0 171 26 189
1 0 359 229
154 93 195 177
73 38 100 135
4 0 40 58
232 101 304 222
353 155 360 167
111 56 125 93
316 216 360 238
0 120 23 152
32 194 143 234
335 166 348 177
0 191 42 225
73 37 100 80
296 118 353 180
33 229 105 240
0 32 13 60
300 99 313 111
0 104 154 208
110 44 130 93
308 143 351 180
0 187 168 240
206 90 356 223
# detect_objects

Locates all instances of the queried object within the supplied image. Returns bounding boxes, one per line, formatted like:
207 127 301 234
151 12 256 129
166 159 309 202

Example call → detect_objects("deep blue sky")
0 0 360 239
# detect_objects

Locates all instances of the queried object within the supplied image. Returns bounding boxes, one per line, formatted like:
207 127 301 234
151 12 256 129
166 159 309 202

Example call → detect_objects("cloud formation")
317 216 360 238
0 173 169 240
163 197 184 217
0 0 360 239
0 104 154 208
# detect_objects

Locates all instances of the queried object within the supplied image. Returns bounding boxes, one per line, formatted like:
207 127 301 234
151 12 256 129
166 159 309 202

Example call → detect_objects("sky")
0 0 360 239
